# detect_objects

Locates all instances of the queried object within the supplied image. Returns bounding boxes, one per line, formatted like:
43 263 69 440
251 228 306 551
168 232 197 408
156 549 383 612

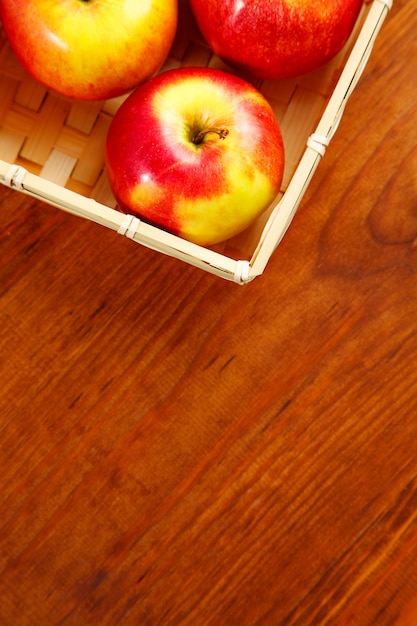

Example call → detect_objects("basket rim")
0 0 392 284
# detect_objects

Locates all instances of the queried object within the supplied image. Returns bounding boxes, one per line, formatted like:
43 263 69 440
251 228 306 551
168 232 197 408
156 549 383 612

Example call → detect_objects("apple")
0 0 178 100
189 0 363 80
105 67 285 246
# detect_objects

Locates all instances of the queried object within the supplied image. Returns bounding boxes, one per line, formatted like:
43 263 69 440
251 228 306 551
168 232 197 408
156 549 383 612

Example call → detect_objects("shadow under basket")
0 0 392 284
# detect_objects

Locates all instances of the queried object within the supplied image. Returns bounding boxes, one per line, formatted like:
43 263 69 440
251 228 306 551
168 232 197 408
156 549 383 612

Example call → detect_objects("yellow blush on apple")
105 67 285 246
0 0 178 100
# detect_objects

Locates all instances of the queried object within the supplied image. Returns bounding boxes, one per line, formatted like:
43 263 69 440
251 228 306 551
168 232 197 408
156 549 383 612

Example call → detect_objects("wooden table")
1 1 416 624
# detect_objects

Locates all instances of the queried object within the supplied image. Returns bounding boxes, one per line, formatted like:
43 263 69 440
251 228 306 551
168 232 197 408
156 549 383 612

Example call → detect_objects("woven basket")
0 0 392 283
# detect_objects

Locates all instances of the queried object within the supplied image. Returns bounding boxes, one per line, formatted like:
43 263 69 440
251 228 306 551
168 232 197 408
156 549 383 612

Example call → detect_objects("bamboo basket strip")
249 0 393 278
0 160 241 280
0 128 24 163
0 0 392 283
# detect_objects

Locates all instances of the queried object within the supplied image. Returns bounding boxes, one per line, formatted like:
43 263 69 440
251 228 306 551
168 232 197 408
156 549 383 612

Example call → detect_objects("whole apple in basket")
105 67 285 246
189 0 363 79
0 0 178 100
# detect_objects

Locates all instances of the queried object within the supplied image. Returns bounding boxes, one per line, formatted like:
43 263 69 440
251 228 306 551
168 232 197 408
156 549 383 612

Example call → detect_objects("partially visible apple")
105 67 285 246
0 0 178 100
189 0 363 80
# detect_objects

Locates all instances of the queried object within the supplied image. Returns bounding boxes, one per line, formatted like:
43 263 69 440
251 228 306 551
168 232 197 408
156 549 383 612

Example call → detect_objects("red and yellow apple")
0 0 178 100
189 0 363 80
105 67 285 246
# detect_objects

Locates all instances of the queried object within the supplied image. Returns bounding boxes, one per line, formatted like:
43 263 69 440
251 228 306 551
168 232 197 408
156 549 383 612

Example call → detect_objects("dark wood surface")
1 1 417 624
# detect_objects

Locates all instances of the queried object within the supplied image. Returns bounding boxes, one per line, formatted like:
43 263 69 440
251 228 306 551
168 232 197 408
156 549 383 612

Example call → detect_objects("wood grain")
1 1 417 624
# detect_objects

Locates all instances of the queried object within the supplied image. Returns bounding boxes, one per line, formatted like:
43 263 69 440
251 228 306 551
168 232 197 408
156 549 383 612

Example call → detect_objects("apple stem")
192 127 229 145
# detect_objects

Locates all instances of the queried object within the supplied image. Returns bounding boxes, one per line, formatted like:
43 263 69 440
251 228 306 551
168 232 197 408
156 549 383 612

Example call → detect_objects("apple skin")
105 67 285 246
189 0 363 80
0 0 178 100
